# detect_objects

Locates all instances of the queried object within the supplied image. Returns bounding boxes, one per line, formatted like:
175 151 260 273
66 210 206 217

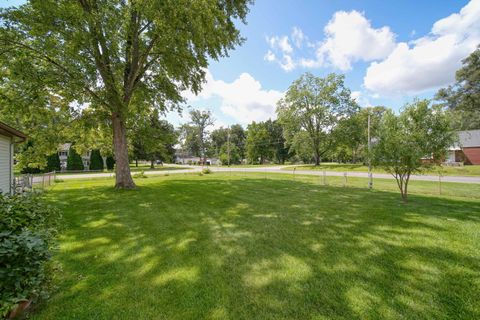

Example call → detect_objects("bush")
66 148 84 171
45 153 61 172
202 168 212 174
106 156 115 171
89 149 104 171
0 193 61 317
20 166 43 174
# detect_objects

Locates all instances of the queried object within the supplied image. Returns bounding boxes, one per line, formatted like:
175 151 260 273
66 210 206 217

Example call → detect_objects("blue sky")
1 0 479 128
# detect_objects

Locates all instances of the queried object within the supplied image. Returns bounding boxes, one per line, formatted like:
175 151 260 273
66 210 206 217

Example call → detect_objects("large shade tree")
277 73 358 165
210 124 246 160
245 121 271 164
179 124 202 159
131 109 177 168
189 109 214 164
0 64 75 171
334 106 388 163
265 119 289 164
0 0 252 188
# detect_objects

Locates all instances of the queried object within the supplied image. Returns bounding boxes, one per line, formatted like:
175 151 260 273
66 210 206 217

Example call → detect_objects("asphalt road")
54 165 480 184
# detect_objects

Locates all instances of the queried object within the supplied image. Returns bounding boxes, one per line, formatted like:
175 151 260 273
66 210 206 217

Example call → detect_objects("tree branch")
0 38 111 111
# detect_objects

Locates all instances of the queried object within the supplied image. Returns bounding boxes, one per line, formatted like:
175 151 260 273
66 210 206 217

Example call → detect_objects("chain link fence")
228 169 480 200
13 171 56 194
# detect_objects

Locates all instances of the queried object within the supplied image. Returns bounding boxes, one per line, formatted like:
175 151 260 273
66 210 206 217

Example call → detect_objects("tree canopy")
435 46 480 130
66 147 85 171
371 99 455 202
245 121 272 164
131 109 177 167
277 73 358 165
0 0 252 188
189 109 214 163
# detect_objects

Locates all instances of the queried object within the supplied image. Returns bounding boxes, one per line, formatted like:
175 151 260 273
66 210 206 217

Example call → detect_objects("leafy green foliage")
289 131 314 163
89 150 104 171
18 141 45 174
435 46 480 130
106 156 115 171
210 124 246 160
66 148 84 171
45 153 61 172
219 142 241 165
265 119 289 164
179 124 202 157
245 120 289 164
333 106 388 163
0 78 75 172
130 110 177 167
189 110 214 162
246 121 272 164
277 73 359 165
371 99 455 201
0 0 252 188
0 193 61 317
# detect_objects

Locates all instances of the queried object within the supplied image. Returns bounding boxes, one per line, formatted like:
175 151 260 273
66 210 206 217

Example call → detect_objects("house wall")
0 134 12 194
463 147 480 165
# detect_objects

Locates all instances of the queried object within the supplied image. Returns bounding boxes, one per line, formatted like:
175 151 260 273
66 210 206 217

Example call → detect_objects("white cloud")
350 91 372 108
266 35 293 54
185 70 283 124
264 12 396 72
364 0 480 96
292 26 305 48
264 50 276 62
299 57 323 68
279 54 295 72
264 34 296 71
318 11 396 70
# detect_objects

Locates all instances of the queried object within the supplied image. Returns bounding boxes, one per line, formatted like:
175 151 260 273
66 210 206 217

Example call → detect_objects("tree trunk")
112 113 136 189
150 159 155 169
394 172 410 203
402 174 410 203
313 143 321 165
135 159 138 167
314 152 320 166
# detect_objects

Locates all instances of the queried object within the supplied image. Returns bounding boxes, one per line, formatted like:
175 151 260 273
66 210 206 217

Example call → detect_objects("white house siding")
0 134 12 194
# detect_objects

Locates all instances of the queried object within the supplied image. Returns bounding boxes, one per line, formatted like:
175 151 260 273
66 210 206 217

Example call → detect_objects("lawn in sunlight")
285 163 480 177
31 173 480 319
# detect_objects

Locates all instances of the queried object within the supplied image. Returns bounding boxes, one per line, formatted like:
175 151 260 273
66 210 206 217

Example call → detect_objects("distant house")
0 121 26 194
174 150 220 165
58 143 92 171
446 130 480 165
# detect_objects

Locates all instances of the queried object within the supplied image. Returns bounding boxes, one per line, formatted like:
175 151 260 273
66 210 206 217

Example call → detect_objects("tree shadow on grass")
34 177 480 319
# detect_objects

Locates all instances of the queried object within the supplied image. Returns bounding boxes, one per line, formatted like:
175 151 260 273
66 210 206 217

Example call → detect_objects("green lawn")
32 173 480 319
285 163 480 177
54 165 188 175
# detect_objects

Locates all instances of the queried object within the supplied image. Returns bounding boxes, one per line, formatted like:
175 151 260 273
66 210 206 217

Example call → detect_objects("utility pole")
368 112 373 189
227 125 231 167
